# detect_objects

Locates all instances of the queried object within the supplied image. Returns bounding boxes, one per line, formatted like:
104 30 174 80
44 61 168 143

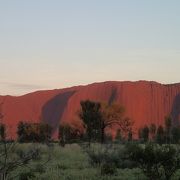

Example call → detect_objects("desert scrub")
6 143 180 180
85 143 136 169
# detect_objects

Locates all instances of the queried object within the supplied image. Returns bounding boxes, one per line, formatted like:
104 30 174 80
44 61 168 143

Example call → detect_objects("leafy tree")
39 123 52 142
17 122 52 143
115 129 122 142
128 129 133 142
17 121 28 142
149 123 156 141
127 143 180 180
138 128 143 140
171 126 180 144
79 100 102 146
156 125 165 145
100 103 133 143
165 116 172 143
59 123 70 147
140 126 149 142
58 123 81 146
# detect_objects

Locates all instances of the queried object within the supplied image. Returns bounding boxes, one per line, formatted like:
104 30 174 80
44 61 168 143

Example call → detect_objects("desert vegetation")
0 100 180 180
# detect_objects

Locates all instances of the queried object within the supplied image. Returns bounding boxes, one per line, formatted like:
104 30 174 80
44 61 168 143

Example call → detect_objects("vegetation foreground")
0 142 179 180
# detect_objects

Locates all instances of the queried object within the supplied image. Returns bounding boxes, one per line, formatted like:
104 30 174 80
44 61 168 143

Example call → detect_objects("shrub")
86 148 107 166
17 122 52 143
86 144 136 170
126 143 180 180
100 163 117 175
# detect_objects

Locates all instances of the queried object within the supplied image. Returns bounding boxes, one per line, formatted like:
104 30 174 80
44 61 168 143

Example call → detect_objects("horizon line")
1 80 180 97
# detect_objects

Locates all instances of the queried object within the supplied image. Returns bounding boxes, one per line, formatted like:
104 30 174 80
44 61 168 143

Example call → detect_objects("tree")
0 123 6 141
165 116 172 144
115 129 122 142
39 123 52 142
140 126 149 142
79 100 102 146
128 129 133 142
171 127 180 144
100 103 133 143
149 123 156 141
58 123 80 147
156 125 165 145
138 128 143 140
17 122 52 143
127 143 180 180
17 121 27 142
59 124 69 147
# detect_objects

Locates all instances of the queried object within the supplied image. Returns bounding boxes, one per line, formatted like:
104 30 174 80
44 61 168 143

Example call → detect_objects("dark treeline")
0 100 133 144
0 100 180 145
17 121 52 143
138 116 180 144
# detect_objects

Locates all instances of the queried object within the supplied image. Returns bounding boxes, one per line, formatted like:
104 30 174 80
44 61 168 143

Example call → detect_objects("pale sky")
0 0 180 95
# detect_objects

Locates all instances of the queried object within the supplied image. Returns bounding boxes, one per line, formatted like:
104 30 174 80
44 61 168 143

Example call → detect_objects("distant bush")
58 123 82 147
86 144 136 171
126 143 180 180
17 121 52 143
86 146 118 175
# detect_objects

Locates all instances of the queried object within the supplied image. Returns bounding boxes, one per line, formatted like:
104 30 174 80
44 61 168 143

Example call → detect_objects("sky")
0 0 180 95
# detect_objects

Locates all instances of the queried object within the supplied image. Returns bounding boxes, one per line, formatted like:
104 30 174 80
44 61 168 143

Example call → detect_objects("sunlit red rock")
0 81 180 139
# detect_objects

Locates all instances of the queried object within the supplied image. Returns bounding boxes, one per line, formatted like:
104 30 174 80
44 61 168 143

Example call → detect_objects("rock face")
0 81 180 139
